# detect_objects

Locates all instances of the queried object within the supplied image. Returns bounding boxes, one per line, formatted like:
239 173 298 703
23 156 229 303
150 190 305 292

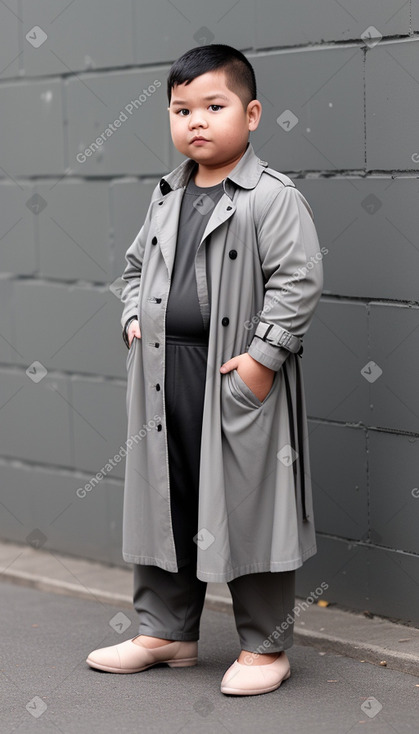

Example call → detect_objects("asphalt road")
1 581 418 734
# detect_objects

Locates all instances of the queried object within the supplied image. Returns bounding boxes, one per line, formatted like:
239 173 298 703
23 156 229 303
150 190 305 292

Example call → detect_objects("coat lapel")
154 143 267 274
199 194 236 245
153 188 184 277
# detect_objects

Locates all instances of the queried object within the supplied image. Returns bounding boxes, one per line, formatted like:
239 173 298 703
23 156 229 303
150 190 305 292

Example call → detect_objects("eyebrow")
171 93 230 105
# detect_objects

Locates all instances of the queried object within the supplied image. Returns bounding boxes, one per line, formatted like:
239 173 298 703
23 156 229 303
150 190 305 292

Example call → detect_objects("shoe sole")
220 668 291 696
86 656 198 673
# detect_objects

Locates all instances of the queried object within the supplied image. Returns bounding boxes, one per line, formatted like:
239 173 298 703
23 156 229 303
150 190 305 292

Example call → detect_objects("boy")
87 44 323 696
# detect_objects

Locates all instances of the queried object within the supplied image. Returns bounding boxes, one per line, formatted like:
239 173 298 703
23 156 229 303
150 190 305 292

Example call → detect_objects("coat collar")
159 142 268 197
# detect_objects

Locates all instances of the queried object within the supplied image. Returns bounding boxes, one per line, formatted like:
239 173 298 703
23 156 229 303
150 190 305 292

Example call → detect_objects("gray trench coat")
120 143 323 583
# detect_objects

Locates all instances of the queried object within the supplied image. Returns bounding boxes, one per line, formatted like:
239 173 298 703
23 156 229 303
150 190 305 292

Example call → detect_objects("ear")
247 100 262 131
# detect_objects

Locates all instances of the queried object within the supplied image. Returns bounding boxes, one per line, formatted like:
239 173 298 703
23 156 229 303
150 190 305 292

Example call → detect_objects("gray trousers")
132 337 296 654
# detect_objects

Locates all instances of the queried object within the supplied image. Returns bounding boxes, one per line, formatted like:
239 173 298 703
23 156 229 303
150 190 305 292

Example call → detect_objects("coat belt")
282 355 308 522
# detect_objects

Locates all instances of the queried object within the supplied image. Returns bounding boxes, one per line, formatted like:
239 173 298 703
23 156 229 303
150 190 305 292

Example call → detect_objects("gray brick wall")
1 0 418 623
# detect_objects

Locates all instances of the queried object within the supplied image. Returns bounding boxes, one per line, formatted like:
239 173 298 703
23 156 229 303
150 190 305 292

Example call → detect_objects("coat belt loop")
261 323 274 341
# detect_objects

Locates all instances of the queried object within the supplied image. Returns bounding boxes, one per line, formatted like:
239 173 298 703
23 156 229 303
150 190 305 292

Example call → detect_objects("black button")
157 424 162 432
151 236 158 245
156 383 160 391
229 249 237 259
221 317 229 327
155 342 160 348
158 201 163 205
155 298 162 304
226 205 232 211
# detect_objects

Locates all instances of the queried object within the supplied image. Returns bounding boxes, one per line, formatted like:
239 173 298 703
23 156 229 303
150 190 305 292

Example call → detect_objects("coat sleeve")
247 184 324 372
119 185 160 332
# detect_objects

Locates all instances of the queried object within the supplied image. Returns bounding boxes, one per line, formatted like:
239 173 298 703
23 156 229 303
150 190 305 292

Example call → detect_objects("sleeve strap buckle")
255 321 303 355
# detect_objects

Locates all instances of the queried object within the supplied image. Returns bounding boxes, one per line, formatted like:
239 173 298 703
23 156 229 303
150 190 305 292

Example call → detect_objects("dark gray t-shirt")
165 176 225 339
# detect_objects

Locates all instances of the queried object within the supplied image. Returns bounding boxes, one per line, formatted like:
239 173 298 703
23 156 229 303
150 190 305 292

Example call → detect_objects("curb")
294 627 419 677
1 568 133 608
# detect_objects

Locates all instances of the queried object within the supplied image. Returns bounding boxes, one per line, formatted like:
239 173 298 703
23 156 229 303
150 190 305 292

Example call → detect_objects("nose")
188 109 208 129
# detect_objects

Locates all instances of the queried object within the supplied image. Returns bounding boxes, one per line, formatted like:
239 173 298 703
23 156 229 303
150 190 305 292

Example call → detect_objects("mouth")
190 136 209 143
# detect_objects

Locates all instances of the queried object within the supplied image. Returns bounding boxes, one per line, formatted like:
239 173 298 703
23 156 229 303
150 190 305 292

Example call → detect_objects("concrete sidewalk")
1 539 418 677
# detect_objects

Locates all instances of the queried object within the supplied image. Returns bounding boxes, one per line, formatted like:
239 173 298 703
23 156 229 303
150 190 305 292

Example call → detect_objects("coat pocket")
126 335 138 370
227 368 277 410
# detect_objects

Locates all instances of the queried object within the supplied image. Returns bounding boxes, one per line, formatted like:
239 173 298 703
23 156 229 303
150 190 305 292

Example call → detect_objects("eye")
176 108 190 116
209 104 223 111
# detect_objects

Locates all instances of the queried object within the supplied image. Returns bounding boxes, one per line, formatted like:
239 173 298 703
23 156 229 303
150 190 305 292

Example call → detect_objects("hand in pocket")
220 352 275 402
128 320 141 347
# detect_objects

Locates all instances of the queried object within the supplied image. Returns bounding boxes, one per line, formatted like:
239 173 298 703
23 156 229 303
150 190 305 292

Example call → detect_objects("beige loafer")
220 651 291 696
86 635 198 673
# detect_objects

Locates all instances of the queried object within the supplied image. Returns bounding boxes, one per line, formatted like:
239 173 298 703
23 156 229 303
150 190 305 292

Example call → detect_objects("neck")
193 148 247 187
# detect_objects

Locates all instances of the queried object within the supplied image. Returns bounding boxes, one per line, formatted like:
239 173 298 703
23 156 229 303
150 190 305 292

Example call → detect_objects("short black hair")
167 44 257 109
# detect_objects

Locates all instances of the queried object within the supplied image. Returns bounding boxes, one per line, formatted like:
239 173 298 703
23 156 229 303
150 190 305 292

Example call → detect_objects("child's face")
168 70 261 171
